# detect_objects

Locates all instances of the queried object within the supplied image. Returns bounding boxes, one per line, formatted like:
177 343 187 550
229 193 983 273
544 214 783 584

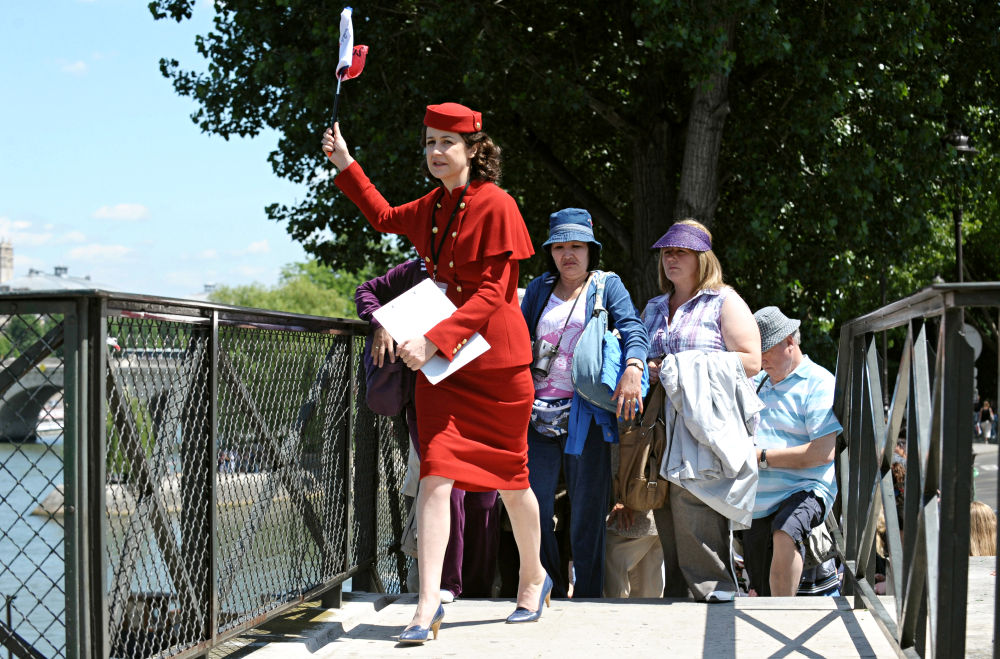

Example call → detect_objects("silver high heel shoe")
506 573 553 623
398 604 445 644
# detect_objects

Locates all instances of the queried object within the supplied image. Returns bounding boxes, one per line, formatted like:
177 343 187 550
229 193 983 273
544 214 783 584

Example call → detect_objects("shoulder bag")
616 383 669 511
805 515 839 568
571 271 636 413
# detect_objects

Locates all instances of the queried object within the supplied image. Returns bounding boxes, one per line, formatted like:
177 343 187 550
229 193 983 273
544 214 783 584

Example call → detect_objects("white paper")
372 278 490 384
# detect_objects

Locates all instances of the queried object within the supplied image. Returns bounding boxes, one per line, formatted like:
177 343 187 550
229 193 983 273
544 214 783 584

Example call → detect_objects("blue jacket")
521 270 650 454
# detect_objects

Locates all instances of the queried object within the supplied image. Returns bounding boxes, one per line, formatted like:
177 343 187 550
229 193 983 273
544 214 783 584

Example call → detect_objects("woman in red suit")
322 103 551 642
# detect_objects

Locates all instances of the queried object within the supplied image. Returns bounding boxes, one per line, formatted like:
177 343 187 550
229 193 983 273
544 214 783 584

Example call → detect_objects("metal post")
180 313 215 646
86 297 109 659
936 307 973 657
67 296 104 659
6 593 13 659
208 310 219 640
881 269 889 409
847 336 866 560
321 585 343 609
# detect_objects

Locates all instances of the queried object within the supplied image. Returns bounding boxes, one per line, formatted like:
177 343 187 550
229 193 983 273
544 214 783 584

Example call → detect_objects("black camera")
531 338 559 378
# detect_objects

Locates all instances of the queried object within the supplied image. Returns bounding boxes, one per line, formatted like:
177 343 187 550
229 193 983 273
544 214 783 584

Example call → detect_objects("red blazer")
336 161 534 370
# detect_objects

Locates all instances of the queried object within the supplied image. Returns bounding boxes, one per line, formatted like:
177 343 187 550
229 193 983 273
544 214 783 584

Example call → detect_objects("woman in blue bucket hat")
520 208 649 598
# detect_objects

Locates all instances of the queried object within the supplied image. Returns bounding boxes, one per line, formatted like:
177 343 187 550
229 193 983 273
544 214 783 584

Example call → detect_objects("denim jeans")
527 420 610 598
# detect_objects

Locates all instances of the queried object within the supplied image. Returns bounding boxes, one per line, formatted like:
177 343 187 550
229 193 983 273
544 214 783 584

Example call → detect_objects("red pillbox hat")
423 102 483 133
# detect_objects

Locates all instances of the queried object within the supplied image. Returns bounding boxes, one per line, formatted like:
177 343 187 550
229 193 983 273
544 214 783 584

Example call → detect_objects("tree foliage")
151 0 999 371
0 314 61 361
208 260 374 318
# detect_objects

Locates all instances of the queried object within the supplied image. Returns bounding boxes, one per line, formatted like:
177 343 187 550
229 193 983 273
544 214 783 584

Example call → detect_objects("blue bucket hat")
541 208 603 251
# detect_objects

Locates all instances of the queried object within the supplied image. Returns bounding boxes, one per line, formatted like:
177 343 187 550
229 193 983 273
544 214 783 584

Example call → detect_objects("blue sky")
0 0 313 299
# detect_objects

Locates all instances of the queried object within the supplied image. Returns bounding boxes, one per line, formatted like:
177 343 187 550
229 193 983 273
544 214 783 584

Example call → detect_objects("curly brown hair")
420 127 502 184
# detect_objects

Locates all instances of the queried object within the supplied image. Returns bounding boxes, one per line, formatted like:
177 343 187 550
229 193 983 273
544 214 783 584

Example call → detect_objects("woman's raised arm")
322 122 355 171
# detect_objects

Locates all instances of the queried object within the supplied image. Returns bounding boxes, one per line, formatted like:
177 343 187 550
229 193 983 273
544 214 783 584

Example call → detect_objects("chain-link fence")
0 293 410 658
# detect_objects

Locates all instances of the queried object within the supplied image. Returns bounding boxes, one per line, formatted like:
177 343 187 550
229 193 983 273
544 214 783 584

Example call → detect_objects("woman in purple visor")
641 219 761 601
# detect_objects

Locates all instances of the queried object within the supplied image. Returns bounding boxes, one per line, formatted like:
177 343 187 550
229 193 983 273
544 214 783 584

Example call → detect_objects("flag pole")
331 77 343 128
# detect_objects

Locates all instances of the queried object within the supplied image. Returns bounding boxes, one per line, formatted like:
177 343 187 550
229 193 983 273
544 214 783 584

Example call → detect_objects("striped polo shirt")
752 355 842 518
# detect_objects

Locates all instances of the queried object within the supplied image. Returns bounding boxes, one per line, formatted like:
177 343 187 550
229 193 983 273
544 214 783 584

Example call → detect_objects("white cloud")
197 249 219 259
92 203 150 221
0 216 53 247
0 216 33 234
61 60 88 75
67 244 133 261
245 240 270 254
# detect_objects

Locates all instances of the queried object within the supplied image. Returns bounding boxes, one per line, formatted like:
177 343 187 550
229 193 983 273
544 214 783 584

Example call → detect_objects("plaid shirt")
642 288 730 358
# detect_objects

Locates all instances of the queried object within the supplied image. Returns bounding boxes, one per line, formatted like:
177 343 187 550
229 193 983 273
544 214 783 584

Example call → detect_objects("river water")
1 436 365 658
0 438 66 658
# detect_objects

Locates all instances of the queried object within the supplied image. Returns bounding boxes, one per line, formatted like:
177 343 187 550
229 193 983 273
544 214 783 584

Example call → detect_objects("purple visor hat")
650 223 712 251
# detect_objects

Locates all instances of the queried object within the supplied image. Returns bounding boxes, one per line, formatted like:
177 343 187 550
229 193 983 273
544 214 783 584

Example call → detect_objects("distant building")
0 242 12 283
0 265 113 293
184 283 218 302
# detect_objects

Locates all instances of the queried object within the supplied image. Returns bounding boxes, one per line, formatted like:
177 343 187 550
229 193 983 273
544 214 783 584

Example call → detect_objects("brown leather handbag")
616 383 669 511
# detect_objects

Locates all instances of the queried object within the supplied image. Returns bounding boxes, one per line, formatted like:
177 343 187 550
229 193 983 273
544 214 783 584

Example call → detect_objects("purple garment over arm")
354 259 428 327
356 259 428 419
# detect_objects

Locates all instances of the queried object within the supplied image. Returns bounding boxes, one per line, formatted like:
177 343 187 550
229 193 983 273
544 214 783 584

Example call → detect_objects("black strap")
530 277 558 337
549 273 591 354
429 181 471 272
756 373 770 393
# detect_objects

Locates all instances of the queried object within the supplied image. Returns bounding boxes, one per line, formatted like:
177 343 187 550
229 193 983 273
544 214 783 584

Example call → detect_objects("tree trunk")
629 121 676 306
674 22 734 228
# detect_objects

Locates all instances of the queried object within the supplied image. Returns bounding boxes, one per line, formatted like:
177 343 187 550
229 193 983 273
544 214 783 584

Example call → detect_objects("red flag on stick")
341 45 368 80
332 7 367 126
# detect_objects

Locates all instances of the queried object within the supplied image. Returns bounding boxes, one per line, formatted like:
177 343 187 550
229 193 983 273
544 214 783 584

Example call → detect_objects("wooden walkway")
207 556 996 658
214 595 898 658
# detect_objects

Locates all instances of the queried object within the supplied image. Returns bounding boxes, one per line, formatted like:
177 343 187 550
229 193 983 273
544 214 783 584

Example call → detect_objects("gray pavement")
965 556 997 658
973 441 999 509
217 557 998 658
223 593 900 658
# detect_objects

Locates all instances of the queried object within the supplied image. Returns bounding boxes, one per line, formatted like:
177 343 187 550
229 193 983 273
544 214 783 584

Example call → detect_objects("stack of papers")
372 278 490 384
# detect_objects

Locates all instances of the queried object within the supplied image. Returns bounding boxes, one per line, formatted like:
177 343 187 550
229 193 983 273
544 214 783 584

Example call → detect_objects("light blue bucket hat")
541 208 603 251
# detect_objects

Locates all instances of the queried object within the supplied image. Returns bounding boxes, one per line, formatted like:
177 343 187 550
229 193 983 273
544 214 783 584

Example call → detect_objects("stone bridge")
0 353 189 443
0 358 63 442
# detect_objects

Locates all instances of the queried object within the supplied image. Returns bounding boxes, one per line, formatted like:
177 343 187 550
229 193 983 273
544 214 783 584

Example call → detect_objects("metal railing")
0 291 410 658
833 282 1000 658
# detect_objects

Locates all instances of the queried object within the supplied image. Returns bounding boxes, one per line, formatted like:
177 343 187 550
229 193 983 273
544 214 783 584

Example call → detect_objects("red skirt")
416 364 533 492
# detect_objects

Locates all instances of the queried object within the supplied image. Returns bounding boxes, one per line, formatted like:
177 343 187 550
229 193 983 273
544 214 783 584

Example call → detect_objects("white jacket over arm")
659 350 764 529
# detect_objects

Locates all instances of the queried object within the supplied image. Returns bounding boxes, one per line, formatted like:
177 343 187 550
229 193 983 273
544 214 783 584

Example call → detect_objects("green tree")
150 0 999 366
209 260 376 318
0 314 63 360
